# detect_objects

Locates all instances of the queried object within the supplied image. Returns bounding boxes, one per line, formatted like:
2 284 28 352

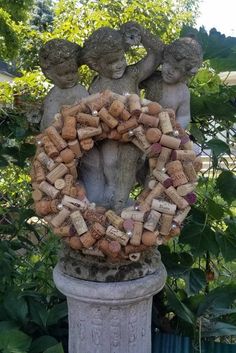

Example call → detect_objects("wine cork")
39 181 59 199
138 113 159 127
117 117 139 134
165 186 189 209
123 218 134 233
59 148 75 164
46 163 68 184
152 199 177 215
152 169 173 188
158 111 173 134
42 135 59 158
68 236 83 250
81 248 105 257
155 147 172 171
33 160 46 183
105 210 124 230
129 253 141 262
143 183 165 206
80 231 96 248
160 214 173 236
148 179 157 190
53 225 70 237
149 158 157 173
98 107 118 129
184 192 197 205
137 188 151 203
166 161 188 187
86 90 112 112
142 231 158 246
128 94 141 115
146 143 162 157
160 134 181 149
108 100 125 118
61 101 89 118
144 210 161 232
77 112 100 127
32 189 43 201
182 162 198 182
169 225 181 237
45 126 67 152
51 207 70 228
54 178 66 190
193 156 203 172
100 122 110 133
108 241 122 257
97 239 112 257
83 209 106 226
172 150 196 162
133 126 151 149
180 135 193 150
120 109 131 121
69 186 78 198
125 244 147 255
62 174 74 195
145 128 162 143
65 161 77 179
131 137 146 153
68 140 82 158
70 210 88 236
147 102 162 115
90 222 106 240
61 116 77 140
35 200 52 216
173 206 191 225
107 129 122 140
77 126 102 140
177 183 196 196
121 209 145 222
37 152 55 171
62 195 87 211
130 221 143 246
80 138 94 151
106 226 129 246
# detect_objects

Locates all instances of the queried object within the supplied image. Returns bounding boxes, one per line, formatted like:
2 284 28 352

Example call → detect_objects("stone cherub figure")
141 37 203 128
79 23 164 212
39 39 89 131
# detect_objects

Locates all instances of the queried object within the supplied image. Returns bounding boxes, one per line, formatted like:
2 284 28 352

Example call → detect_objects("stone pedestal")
53 263 167 353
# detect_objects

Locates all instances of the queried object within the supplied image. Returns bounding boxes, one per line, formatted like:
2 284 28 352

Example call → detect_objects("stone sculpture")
39 39 89 130
79 22 164 214
141 37 203 128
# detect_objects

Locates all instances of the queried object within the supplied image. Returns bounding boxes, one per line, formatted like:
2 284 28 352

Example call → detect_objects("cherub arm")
120 22 164 83
176 87 191 129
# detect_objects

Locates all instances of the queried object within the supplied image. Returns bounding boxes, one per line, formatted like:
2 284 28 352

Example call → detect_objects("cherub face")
161 60 186 84
47 59 79 88
97 51 127 79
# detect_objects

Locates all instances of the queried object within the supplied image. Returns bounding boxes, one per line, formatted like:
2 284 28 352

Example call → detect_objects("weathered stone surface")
53 264 167 353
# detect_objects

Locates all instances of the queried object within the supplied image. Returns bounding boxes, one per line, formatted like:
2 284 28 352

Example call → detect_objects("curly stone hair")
81 27 125 70
39 39 82 71
164 37 203 76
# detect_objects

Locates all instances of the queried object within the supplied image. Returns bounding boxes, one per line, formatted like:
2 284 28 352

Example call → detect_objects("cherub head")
39 39 82 89
162 37 203 84
82 27 127 79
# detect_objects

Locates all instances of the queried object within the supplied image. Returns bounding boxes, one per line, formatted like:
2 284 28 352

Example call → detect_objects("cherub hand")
120 21 142 49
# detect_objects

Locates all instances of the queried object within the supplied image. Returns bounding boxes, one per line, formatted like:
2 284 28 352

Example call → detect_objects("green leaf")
184 268 207 295
30 336 58 353
165 285 195 325
179 222 219 256
197 285 236 316
0 329 31 353
206 138 231 157
161 251 194 277
202 321 236 337
46 302 67 326
190 124 205 144
43 343 64 353
216 171 236 204
0 321 19 331
216 230 236 261
4 292 28 324
206 199 225 220
28 299 48 328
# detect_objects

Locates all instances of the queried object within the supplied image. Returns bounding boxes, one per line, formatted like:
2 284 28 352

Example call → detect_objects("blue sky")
196 0 236 37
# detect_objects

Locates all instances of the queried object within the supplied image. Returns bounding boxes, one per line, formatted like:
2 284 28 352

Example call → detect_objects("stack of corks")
31 90 202 262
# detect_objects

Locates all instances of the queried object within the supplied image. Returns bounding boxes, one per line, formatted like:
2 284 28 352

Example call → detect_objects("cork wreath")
31 90 202 262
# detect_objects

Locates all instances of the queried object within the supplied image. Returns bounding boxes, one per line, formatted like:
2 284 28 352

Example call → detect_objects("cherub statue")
141 37 203 128
39 39 89 130
79 23 164 211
